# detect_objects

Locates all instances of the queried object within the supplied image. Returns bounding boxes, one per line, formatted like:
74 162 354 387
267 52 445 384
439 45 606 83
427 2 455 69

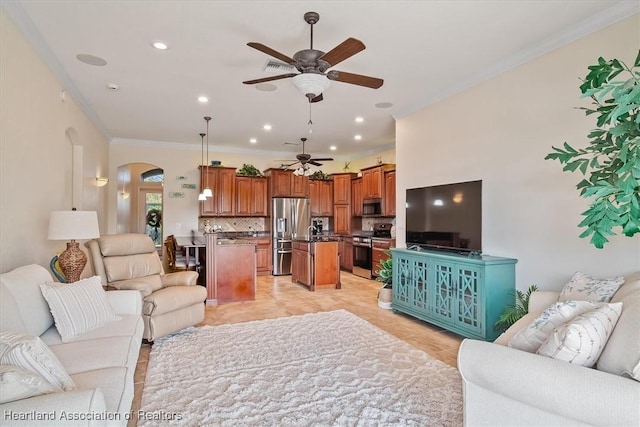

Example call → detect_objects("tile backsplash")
198 217 266 233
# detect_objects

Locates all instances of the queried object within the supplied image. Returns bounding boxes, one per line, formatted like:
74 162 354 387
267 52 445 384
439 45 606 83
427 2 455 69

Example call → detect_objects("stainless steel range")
352 223 393 279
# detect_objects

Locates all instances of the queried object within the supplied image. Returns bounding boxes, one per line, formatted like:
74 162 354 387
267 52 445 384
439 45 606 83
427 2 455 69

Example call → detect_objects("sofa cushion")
508 300 598 353
0 365 56 403
142 284 206 316
40 314 143 346
558 271 624 303
40 276 121 343
0 264 54 336
71 367 130 415
597 272 640 381
537 302 622 368
0 332 75 391
49 335 140 376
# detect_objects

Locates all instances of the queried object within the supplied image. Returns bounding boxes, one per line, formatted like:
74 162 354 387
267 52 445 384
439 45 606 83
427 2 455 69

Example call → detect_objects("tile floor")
128 271 464 426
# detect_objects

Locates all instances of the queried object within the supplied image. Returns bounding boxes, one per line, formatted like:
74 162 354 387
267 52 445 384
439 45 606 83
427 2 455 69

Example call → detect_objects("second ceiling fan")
281 138 333 169
243 11 384 103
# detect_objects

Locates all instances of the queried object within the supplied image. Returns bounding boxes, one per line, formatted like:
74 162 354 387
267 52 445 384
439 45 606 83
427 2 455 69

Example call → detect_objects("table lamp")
48 210 100 283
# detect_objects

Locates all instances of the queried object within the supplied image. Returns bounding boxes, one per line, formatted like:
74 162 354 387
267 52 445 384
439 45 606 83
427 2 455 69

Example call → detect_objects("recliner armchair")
86 233 207 341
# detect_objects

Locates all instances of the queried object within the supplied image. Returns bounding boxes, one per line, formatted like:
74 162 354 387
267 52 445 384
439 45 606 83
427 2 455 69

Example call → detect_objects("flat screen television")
406 180 482 253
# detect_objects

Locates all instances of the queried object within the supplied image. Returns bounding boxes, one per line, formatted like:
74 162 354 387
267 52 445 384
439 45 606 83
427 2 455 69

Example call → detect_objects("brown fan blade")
310 158 333 162
247 42 295 64
243 74 297 85
309 93 323 103
319 38 365 67
308 161 323 167
327 70 383 89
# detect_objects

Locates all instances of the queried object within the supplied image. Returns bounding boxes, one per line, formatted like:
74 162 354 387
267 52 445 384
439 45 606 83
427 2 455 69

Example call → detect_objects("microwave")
363 199 382 216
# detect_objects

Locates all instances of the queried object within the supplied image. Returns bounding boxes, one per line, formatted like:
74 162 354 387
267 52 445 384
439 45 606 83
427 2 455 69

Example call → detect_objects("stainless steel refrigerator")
272 197 311 275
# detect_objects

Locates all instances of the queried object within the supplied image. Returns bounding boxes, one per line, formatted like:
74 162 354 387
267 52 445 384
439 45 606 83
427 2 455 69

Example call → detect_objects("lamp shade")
48 211 100 241
292 73 330 98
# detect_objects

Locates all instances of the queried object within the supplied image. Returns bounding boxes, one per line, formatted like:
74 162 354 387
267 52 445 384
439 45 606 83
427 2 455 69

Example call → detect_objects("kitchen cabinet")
309 180 333 216
340 237 353 271
333 204 351 235
391 248 517 341
332 173 355 205
235 176 268 217
383 171 396 217
372 238 394 278
244 237 271 275
264 168 309 197
361 164 395 200
292 240 340 291
199 166 236 217
351 178 363 216
205 234 256 304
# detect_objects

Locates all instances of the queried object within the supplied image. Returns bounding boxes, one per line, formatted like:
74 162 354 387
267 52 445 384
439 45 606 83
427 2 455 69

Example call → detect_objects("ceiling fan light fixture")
292 74 330 100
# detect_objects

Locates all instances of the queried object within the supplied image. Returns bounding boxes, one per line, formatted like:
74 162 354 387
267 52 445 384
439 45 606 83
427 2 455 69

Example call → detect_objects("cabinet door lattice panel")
391 249 516 341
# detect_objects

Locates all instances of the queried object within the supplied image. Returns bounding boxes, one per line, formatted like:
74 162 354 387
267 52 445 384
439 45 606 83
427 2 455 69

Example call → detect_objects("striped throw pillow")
40 276 121 342
0 332 75 391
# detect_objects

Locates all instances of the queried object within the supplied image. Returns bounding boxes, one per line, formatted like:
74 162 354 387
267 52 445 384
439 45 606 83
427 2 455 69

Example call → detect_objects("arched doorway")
116 163 164 248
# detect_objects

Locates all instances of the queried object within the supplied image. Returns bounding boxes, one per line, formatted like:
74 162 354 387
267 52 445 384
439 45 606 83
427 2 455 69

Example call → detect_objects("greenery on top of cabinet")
237 164 264 177
309 170 332 181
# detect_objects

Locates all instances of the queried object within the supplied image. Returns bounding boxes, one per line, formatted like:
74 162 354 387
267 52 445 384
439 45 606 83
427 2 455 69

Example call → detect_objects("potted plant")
236 163 264 177
375 252 393 309
308 170 331 181
545 51 640 248
493 285 538 333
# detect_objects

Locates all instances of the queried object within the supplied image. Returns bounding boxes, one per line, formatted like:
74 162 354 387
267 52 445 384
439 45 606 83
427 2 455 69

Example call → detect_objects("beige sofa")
0 264 144 426
86 233 207 341
458 272 640 426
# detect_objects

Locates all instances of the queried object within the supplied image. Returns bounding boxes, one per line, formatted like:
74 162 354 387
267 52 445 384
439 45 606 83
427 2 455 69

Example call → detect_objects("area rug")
139 310 462 426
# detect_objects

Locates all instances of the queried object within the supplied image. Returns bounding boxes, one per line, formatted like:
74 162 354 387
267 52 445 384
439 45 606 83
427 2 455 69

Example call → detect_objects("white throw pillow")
0 364 57 403
40 276 121 343
537 302 623 367
558 271 624 303
508 300 598 353
0 332 75 391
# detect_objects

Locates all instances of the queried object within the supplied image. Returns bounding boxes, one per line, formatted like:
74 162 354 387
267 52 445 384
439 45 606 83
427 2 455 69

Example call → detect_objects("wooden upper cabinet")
235 176 268 217
291 173 310 198
383 171 396 217
265 168 291 197
200 166 236 216
351 178 363 216
264 168 309 198
332 173 356 205
361 164 395 200
310 180 333 216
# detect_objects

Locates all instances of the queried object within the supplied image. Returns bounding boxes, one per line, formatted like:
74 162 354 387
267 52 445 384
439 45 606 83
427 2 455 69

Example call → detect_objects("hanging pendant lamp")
198 132 207 201
203 116 213 198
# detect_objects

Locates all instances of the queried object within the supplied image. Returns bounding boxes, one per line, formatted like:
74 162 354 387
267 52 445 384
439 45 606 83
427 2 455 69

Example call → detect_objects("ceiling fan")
280 137 333 169
243 11 384 103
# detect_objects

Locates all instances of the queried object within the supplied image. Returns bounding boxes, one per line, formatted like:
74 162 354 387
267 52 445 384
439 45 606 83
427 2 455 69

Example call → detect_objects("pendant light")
198 132 207 201
202 116 213 198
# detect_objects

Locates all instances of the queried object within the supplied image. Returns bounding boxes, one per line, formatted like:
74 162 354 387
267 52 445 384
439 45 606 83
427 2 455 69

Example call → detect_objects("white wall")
396 15 640 291
0 9 109 274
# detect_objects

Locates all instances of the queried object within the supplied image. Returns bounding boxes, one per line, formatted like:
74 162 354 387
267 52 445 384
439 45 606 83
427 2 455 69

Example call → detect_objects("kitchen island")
291 238 341 291
204 233 256 304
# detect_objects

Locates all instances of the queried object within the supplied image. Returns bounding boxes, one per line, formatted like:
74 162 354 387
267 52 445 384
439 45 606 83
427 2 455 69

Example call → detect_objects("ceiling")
4 1 637 161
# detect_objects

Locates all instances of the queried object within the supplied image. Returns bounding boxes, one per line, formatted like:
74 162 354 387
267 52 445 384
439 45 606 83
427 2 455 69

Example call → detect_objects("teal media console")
391 248 517 341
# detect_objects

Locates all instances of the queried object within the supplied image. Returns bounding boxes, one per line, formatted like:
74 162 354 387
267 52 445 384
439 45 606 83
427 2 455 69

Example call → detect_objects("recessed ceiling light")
263 124 272 131
198 96 209 103
151 41 168 50
249 138 257 144
330 146 337 151
355 117 364 123
76 53 107 66
375 102 393 109
354 135 362 141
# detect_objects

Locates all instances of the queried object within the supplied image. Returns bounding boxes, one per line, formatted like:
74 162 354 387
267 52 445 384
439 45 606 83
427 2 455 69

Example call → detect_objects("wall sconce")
95 177 109 187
